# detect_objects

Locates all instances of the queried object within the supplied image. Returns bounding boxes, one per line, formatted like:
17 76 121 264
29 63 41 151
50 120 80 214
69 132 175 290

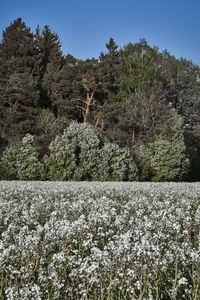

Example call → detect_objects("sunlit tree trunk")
83 91 95 125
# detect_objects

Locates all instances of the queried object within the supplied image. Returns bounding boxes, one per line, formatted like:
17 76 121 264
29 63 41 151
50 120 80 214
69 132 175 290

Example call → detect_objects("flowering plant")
0 181 200 299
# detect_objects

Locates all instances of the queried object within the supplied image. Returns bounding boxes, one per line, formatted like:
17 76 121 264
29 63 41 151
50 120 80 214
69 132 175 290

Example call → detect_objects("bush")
0 122 139 181
35 109 70 158
36 109 69 139
45 122 138 181
137 109 190 181
44 122 101 180
1 134 41 180
95 143 138 181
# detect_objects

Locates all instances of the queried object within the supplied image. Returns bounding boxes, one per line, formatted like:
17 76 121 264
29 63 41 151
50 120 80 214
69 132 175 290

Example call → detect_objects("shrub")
44 122 103 180
36 109 69 139
1 134 41 180
45 121 138 181
35 109 70 158
95 143 138 181
137 109 190 181
1 122 139 181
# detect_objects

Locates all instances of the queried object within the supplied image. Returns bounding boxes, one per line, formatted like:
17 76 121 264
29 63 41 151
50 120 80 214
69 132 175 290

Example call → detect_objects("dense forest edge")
0 18 199 181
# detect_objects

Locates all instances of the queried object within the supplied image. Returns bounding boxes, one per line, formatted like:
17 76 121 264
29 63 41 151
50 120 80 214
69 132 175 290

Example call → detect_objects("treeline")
0 18 200 181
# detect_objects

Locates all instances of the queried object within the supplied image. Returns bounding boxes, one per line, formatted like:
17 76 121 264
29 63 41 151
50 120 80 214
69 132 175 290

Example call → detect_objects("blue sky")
1 0 200 65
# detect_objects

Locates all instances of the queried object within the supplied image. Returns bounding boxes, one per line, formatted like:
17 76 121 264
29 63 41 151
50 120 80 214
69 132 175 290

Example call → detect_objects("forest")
0 18 200 181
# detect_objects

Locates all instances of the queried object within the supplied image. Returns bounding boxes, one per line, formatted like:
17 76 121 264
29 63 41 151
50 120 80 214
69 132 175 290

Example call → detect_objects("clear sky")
1 0 200 65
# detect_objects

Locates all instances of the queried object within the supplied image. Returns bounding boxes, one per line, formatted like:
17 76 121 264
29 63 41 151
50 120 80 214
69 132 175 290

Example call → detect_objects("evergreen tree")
0 72 40 143
34 25 64 108
44 54 82 120
96 38 121 131
0 18 35 65
0 18 39 145
34 25 64 78
0 18 37 82
69 57 101 124
98 38 121 96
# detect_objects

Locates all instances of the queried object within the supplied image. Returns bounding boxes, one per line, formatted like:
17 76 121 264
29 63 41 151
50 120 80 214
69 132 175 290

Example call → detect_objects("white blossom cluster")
0 181 200 299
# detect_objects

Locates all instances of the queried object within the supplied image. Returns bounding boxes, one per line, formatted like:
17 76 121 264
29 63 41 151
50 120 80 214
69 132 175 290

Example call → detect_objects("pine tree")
34 25 64 108
69 58 101 124
0 72 40 144
98 38 121 95
0 18 39 145
44 54 81 121
0 18 36 73
96 38 121 130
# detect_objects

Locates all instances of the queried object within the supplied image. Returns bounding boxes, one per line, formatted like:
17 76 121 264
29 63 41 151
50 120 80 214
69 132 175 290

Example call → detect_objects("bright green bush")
95 143 138 181
44 122 102 180
1 113 190 182
1 134 41 180
137 109 190 181
0 122 138 181
45 121 138 181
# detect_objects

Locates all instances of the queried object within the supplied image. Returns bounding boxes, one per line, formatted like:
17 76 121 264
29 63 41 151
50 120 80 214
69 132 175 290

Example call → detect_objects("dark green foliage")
0 72 40 143
35 109 69 157
0 18 35 70
34 25 64 76
34 25 64 109
98 38 121 97
185 127 200 181
159 52 200 180
47 54 85 121
95 38 122 133
0 18 39 144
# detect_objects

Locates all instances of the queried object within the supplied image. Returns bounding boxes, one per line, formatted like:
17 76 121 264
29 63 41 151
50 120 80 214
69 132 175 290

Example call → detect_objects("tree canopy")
0 18 199 181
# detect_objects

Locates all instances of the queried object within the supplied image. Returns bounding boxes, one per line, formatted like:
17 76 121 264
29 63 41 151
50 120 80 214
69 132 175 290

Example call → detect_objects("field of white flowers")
0 181 200 299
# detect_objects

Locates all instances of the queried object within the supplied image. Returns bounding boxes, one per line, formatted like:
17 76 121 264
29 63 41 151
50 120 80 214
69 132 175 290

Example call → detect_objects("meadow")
0 181 200 299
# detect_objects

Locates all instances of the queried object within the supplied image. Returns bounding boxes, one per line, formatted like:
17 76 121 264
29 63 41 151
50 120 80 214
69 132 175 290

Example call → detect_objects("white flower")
178 277 188 285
